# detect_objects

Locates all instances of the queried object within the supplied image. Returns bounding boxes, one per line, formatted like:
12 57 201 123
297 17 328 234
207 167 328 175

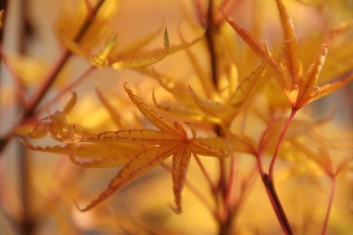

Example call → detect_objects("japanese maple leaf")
57 0 169 69
62 25 204 70
224 0 353 110
73 84 227 213
17 84 228 213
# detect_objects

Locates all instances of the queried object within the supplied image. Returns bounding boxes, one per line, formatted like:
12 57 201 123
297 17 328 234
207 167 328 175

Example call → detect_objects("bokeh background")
1 0 353 234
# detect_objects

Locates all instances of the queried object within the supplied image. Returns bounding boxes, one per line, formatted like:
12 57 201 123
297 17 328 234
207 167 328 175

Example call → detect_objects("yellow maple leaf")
57 0 204 69
16 84 228 214
74 84 228 213
62 22 203 69
152 58 268 130
14 92 78 140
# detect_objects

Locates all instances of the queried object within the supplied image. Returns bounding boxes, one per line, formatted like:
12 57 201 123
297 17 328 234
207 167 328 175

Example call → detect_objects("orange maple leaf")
224 0 353 110
74 84 228 213
17 84 228 213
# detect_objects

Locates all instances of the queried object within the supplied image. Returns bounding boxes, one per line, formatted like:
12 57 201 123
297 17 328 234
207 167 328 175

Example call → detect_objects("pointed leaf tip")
123 83 186 136
112 29 170 69
91 34 118 67
275 0 303 84
170 204 182 214
164 28 170 48
63 92 77 114
231 60 268 108
309 73 353 104
73 199 87 213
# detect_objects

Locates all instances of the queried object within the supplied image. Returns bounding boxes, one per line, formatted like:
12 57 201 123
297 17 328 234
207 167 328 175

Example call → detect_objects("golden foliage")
3 0 353 234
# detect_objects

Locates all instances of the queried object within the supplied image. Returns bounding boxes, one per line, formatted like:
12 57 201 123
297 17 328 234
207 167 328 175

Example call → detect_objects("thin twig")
256 127 293 235
225 152 236 208
0 44 26 107
269 108 297 178
34 66 96 116
321 175 336 235
205 0 218 88
233 162 258 213
24 50 70 118
262 173 293 235
25 0 105 118
194 155 216 192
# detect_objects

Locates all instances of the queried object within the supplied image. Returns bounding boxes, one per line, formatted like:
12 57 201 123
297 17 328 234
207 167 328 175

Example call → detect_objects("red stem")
257 149 292 233
269 108 297 179
34 66 96 116
225 152 236 208
233 163 258 214
24 0 105 117
194 155 216 192
255 116 295 235
321 175 336 235
0 44 26 107
218 158 227 198
262 174 293 235
24 50 70 117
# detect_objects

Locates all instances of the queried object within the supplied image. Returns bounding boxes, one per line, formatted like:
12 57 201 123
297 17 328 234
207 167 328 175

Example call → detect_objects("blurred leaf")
56 0 120 51
294 0 323 5
231 59 268 108
275 0 303 85
7 55 70 87
111 29 170 69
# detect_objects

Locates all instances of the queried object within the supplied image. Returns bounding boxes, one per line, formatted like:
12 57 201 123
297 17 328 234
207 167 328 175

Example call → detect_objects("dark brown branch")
205 0 218 89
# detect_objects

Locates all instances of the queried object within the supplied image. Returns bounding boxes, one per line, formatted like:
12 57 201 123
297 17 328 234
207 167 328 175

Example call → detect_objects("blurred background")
1 0 353 234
